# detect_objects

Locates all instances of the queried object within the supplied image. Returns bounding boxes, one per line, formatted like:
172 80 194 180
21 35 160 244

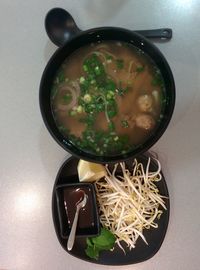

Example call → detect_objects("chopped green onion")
136 66 145 73
77 105 83 113
62 93 72 104
105 55 113 60
69 110 77 116
57 70 65 82
108 121 115 131
83 65 88 72
80 76 85 84
116 59 124 69
121 120 129 128
83 94 92 103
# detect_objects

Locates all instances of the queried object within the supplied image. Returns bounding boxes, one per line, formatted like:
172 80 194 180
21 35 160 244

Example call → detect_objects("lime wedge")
78 160 107 182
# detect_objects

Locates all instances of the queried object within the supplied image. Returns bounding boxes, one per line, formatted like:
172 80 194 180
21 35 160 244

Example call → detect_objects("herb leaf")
85 228 116 260
91 228 116 249
85 245 100 260
86 238 93 247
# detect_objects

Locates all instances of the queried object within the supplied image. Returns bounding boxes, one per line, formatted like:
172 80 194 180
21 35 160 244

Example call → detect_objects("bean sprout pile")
94 157 167 252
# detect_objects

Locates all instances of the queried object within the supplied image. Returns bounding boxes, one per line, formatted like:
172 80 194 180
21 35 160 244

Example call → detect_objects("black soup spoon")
45 8 172 47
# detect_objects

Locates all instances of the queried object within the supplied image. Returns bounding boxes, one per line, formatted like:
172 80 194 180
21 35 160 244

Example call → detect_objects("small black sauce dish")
55 179 100 238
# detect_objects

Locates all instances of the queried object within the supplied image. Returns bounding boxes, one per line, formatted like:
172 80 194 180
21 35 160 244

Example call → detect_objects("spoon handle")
67 206 80 251
134 28 172 39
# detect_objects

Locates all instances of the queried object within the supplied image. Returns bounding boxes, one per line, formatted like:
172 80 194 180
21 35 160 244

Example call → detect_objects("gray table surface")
0 0 200 269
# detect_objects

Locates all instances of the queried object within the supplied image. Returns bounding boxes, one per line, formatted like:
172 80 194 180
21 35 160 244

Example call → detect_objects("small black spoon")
45 8 172 47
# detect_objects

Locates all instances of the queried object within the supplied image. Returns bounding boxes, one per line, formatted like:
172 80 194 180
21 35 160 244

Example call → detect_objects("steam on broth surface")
51 41 165 156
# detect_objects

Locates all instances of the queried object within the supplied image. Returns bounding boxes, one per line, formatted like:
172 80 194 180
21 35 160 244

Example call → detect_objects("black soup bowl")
39 27 175 163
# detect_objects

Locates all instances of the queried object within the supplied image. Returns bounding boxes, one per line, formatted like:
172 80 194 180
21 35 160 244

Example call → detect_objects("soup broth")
51 41 165 156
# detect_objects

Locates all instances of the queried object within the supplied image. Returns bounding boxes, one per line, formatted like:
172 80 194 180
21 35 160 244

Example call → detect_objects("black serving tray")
52 154 170 265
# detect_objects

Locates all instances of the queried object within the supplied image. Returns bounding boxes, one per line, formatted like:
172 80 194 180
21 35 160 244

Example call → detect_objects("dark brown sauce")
63 187 95 229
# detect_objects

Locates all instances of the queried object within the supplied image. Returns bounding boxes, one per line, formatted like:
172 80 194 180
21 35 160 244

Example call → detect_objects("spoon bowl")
45 8 80 47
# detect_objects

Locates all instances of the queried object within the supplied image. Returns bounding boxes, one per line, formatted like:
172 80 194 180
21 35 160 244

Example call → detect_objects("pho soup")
51 41 166 156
